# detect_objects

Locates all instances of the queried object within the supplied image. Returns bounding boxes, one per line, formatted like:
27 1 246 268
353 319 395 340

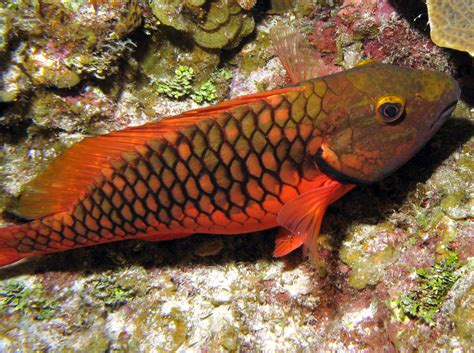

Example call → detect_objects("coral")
27 87 115 133
237 0 256 11
113 0 143 39
392 252 461 325
307 0 451 72
140 34 221 92
25 46 81 88
239 30 273 74
0 63 28 103
150 0 255 50
426 0 474 56
0 6 11 56
268 0 315 17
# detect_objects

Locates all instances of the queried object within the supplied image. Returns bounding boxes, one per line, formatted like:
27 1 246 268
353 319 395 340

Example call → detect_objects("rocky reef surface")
0 0 473 351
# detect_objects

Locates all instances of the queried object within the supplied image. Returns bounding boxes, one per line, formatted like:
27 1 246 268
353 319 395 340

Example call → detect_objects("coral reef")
0 0 473 351
0 0 142 95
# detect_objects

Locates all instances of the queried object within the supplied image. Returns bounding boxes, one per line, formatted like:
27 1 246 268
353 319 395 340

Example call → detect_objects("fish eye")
375 95 405 123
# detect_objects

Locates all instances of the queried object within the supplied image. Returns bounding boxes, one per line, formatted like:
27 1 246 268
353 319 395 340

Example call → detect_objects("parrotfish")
0 46 460 267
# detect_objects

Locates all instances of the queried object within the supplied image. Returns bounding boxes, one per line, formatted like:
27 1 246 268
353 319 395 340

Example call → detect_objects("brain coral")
427 0 474 56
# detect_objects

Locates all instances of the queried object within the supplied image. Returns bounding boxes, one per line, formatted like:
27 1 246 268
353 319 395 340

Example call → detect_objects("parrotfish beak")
430 78 461 133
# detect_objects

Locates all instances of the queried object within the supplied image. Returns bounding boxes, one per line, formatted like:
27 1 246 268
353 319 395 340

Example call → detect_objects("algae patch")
82 275 137 309
153 65 232 104
392 252 461 325
451 277 474 342
155 66 195 100
340 224 399 289
0 279 58 320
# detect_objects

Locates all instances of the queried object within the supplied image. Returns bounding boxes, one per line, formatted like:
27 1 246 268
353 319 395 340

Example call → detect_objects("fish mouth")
430 100 458 131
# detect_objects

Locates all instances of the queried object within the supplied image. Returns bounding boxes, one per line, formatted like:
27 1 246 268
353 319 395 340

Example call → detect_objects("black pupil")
382 104 399 119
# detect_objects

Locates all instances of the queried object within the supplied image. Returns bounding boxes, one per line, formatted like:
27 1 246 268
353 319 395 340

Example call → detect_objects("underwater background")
0 0 473 351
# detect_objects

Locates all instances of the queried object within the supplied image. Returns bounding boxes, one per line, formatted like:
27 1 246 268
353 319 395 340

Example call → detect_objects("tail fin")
0 224 24 267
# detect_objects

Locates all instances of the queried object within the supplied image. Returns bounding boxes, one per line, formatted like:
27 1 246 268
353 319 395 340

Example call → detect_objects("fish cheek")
318 125 392 183
352 125 419 181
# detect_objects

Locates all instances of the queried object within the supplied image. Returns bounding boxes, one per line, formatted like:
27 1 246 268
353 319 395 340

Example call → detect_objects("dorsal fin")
270 24 325 84
16 86 303 220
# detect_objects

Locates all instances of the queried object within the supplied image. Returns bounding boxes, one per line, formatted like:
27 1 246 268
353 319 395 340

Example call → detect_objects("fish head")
315 63 461 184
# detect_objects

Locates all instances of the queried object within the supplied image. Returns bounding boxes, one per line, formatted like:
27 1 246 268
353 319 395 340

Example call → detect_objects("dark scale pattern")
11 79 333 255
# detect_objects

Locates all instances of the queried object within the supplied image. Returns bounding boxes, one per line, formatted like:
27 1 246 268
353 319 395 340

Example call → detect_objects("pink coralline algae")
308 0 450 72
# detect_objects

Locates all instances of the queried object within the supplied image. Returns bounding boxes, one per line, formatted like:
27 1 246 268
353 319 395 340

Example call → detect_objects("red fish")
0 39 460 267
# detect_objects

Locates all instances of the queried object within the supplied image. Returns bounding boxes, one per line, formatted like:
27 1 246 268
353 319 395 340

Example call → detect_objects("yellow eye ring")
375 95 406 123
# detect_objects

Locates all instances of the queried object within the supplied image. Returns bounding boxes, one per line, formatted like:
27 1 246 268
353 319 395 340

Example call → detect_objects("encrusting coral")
426 0 474 56
150 0 255 49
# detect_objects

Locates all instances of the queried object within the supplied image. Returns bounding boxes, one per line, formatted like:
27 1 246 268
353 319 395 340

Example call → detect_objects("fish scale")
5 80 328 257
0 62 460 266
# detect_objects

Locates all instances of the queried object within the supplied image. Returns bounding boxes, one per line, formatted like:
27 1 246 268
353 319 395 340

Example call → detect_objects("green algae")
87 278 136 309
392 252 461 325
190 79 218 104
0 280 58 320
153 65 232 103
155 65 195 100
83 275 137 309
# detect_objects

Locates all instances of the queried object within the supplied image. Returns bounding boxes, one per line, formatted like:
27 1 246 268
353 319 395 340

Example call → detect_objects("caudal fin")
0 224 24 267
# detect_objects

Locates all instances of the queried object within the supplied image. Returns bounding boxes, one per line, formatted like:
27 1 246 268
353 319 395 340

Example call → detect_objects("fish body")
0 63 460 267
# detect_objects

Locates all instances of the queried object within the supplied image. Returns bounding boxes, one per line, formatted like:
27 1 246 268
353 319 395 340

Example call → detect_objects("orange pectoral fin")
276 175 356 263
273 228 306 257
